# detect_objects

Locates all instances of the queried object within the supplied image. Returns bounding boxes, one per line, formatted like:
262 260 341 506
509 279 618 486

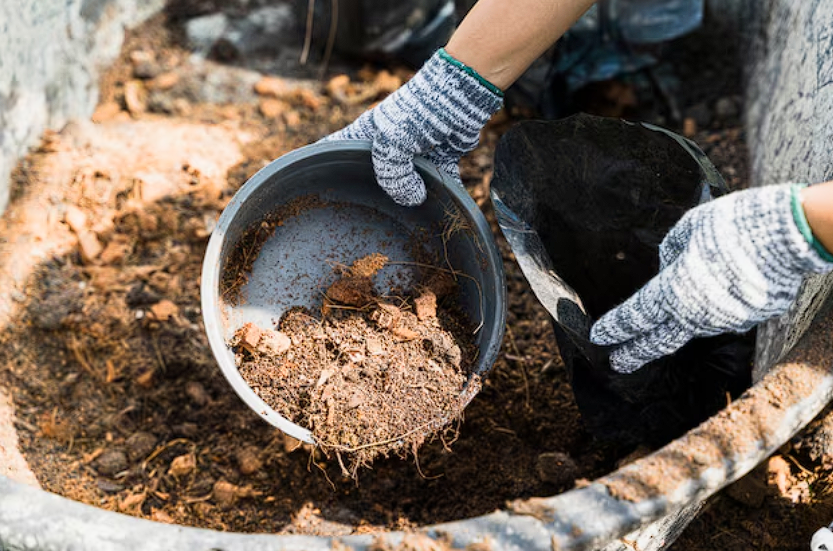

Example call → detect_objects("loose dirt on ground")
0 10 831 551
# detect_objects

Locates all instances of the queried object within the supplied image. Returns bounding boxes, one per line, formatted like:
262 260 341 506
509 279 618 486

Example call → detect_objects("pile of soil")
231 253 478 476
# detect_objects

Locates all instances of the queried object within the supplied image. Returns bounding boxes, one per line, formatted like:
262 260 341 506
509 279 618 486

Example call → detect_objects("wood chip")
65 205 88 234
168 453 196 477
149 300 178 321
254 76 288 98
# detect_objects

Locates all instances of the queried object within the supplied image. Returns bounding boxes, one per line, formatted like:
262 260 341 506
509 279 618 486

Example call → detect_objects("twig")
319 0 338 78
311 451 336 490
319 419 438 453
300 0 316 65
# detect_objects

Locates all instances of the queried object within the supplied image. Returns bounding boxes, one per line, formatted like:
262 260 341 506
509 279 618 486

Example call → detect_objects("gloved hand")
322 49 503 206
590 183 833 373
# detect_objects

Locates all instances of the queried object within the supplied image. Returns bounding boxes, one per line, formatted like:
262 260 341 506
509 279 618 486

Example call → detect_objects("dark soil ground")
0 8 831 551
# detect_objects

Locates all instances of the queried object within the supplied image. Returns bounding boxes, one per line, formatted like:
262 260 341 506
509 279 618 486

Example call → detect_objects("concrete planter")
1 0 832 549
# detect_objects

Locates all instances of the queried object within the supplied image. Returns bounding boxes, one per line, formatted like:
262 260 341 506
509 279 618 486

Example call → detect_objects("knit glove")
590 183 833 373
322 49 503 206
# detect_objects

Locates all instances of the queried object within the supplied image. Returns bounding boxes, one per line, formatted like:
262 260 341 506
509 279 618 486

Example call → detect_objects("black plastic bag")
299 0 456 66
490 114 754 448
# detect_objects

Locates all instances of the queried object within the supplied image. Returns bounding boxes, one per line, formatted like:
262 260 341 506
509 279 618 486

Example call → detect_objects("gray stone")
744 0 833 376
0 1 164 214
186 5 296 59
714 96 739 120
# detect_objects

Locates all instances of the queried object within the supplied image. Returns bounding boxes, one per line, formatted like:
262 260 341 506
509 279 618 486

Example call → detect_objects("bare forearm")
801 181 833 254
445 0 596 90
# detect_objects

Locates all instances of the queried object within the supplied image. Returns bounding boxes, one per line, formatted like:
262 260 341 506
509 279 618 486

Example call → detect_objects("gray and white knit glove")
590 183 833 373
322 49 503 206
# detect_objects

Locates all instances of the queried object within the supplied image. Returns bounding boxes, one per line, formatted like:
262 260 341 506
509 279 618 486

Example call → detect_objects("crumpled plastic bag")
511 0 703 118
490 114 754 447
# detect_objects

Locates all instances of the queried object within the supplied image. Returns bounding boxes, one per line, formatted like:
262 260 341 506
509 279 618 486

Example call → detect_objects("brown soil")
0 10 829 551
232 254 479 476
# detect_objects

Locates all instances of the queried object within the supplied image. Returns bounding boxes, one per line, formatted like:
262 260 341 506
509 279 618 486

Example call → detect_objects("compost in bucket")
225 238 480 476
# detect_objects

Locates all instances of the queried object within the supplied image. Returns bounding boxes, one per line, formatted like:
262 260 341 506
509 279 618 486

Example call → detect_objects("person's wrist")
436 48 504 99
791 183 833 263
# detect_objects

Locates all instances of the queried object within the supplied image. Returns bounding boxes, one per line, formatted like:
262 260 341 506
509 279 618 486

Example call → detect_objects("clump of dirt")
232 254 478 476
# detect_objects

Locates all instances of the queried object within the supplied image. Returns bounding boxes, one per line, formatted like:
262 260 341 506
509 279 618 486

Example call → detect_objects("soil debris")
232 254 477 477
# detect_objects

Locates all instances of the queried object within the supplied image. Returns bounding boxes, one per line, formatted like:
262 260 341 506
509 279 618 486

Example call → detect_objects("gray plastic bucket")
1 0 833 549
199 140 506 444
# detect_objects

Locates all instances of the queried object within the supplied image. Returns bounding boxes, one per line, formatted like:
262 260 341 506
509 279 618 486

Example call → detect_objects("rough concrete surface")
0 0 164 214
743 0 833 375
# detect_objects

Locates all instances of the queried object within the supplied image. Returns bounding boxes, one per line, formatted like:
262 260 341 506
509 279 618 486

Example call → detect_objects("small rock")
91 102 123 123
129 50 153 66
365 337 384 356
118 491 147 512
326 277 374 307
94 449 128 477
683 117 697 138
325 74 351 97
536 451 578 486
714 96 739 121
168 453 197 477
257 330 291 355
126 431 157 462
236 447 263 476
133 60 161 80
283 110 301 128
235 322 263 353
151 509 175 524
135 369 155 388
414 289 437 321
347 390 364 409
290 89 322 111
124 80 147 116
185 381 210 406
97 479 125 493
77 231 103 263
213 480 238 507
149 300 178 321
99 239 132 265
147 72 180 91
259 98 288 118
172 422 200 438
254 76 288 98
767 455 792 497
64 205 88 234
392 325 420 342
